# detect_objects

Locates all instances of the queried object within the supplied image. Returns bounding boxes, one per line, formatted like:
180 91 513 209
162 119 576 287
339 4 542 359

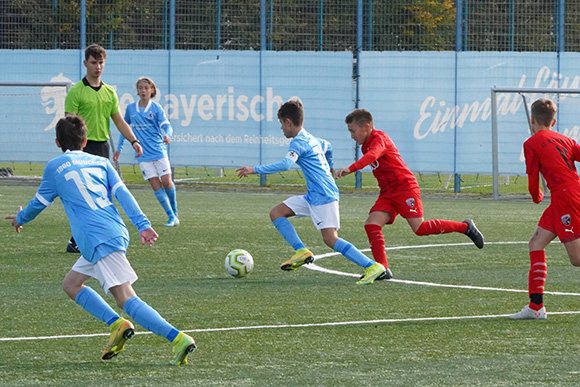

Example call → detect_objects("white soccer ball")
225 249 254 278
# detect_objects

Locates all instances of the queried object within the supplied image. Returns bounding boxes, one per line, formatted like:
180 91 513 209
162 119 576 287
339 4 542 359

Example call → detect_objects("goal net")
491 87 580 200
0 80 72 164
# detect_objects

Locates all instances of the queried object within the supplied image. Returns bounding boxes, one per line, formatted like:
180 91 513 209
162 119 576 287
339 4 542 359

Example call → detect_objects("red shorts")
538 188 580 243
370 189 423 224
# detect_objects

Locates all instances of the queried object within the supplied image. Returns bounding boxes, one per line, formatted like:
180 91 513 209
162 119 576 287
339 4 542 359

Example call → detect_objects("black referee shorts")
83 140 110 159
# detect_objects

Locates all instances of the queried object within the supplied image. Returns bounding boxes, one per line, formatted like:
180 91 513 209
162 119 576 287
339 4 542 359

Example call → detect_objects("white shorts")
139 158 171 181
71 251 138 296
283 195 340 230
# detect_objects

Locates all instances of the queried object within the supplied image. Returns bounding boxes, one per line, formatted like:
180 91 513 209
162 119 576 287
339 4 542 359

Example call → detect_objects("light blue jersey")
17 150 151 264
117 101 173 162
254 129 339 205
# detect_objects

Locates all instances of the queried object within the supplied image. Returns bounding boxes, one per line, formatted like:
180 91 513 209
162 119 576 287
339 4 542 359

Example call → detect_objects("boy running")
510 98 580 320
114 77 179 227
237 100 385 285
6 114 195 364
336 109 484 279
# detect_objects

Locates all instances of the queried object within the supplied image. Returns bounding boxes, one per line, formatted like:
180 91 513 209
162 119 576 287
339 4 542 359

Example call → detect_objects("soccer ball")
225 249 254 278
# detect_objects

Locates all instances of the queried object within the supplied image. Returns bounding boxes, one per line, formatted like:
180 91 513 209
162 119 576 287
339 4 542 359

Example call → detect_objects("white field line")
3 311 580 342
2 241 577 343
308 241 580 296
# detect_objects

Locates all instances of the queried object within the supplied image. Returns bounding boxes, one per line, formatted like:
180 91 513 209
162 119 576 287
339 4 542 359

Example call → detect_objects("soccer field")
1 183 580 386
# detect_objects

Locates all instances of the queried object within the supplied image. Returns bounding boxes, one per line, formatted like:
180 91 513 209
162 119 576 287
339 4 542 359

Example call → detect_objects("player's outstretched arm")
237 166 255 178
335 167 352 179
140 228 159 247
5 206 23 233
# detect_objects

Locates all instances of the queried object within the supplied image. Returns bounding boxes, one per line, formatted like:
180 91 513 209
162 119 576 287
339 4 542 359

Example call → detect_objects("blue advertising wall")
1 50 579 175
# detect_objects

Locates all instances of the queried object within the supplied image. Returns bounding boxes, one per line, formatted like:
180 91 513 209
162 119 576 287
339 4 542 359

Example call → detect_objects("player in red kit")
335 109 484 280
509 98 580 320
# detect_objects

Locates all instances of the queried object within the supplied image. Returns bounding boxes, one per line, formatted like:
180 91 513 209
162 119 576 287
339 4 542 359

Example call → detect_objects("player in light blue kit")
113 77 179 227
6 114 195 365
237 100 385 285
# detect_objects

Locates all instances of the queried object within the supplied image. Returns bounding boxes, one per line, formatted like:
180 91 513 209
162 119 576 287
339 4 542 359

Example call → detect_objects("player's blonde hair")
136 77 157 98
531 98 557 127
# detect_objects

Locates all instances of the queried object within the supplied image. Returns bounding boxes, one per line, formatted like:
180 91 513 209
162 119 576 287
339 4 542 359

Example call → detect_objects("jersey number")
556 145 574 171
64 168 112 210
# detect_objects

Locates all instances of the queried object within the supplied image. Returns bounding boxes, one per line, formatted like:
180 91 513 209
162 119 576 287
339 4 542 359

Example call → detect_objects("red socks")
364 220 469 267
364 224 388 267
528 250 547 310
414 219 468 236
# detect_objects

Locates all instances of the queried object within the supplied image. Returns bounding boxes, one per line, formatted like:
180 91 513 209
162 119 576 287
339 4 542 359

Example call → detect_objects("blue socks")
273 217 306 251
334 238 374 268
75 288 179 342
75 286 120 326
124 296 179 342
164 186 178 216
154 189 174 217
272 217 373 269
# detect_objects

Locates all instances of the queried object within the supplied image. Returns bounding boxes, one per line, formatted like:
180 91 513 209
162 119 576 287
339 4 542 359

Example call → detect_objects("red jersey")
348 129 419 194
524 129 580 193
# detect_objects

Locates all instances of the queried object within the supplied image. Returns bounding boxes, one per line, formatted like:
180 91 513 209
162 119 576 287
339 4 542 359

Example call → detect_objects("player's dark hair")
278 100 304 126
56 114 87 152
85 44 107 61
136 77 157 98
345 109 374 127
531 98 557 127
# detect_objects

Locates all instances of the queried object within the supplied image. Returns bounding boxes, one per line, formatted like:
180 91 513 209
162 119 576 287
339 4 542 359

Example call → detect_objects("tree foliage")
0 0 576 51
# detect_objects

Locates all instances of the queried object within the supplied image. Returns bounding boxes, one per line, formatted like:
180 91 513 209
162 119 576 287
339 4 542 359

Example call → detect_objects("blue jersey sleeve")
319 138 334 170
107 161 151 232
156 105 173 137
113 183 152 232
17 160 59 225
116 106 133 152
124 104 132 125
116 134 125 152
254 157 295 175
16 195 49 225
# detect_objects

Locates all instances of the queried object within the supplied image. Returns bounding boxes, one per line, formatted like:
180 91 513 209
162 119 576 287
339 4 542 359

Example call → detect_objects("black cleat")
377 267 393 280
66 239 80 254
463 219 484 249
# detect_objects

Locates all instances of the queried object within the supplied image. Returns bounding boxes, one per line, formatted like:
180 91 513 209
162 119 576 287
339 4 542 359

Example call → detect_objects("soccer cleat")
463 219 484 249
356 262 386 285
359 267 393 281
378 267 393 280
66 239 80 254
171 332 197 366
509 305 547 320
280 248 314 271
164 216 180 227
102 318 135 360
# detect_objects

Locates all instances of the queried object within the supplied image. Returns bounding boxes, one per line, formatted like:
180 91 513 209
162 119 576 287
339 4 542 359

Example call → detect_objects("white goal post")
0 81 73 88
0 80 130 176
0 80 74 164
491 87 580 200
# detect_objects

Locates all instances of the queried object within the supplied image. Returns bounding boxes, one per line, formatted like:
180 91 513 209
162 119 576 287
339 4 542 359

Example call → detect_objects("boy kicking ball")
237 100 385 285
6 114 195 364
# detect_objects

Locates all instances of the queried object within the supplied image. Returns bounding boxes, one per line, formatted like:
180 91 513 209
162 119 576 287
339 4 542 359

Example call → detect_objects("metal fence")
1 1 579 52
